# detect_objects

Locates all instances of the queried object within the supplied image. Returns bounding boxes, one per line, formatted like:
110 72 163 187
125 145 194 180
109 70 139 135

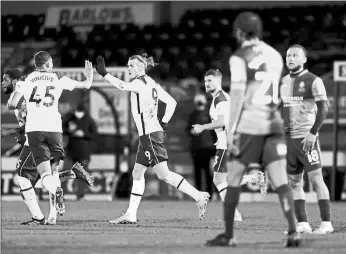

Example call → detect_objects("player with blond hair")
96 54 210 224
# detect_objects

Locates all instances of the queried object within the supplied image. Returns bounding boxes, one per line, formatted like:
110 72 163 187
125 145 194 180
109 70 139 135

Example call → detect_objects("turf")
2 200 346 254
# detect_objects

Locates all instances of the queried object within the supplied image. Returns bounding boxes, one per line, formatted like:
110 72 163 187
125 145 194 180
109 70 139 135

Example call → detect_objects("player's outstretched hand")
83 60 93 78
96 56 108 77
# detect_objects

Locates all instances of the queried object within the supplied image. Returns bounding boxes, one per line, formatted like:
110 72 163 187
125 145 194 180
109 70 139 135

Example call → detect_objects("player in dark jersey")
206 12 300 248
281 44 333 234
3 68 93 225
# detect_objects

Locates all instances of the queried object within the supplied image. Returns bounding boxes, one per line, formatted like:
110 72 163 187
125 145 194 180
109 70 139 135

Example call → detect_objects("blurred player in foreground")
191 69 267 222
206 12 300 247
281 45 333 234
7 52 94 224
96 54 210 224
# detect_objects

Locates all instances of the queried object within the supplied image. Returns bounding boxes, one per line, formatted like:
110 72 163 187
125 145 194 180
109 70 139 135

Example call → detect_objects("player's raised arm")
156 84 177 124
95 55 140 93
59 60 94 90
228 55 247 141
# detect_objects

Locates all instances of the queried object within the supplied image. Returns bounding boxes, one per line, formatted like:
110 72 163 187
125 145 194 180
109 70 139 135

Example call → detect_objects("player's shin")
213 172 228 202
267 161 296 234
157 163 200 201
224 160 245 238
127 164 147 216
289 174 308 222
37 161 58 194
308 169 331 221
15 175 45 220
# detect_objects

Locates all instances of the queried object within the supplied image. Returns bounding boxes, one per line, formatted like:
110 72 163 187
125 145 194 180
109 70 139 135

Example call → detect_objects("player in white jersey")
8 51 94 218
95 54 210 224
3 68 93 225
191 69 267 222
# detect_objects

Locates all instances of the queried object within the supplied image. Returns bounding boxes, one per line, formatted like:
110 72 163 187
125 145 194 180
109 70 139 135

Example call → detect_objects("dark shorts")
230 133 287 167
136 131 168 167
16 145 38 181
27 131 65 166
213 149 227 172
286 137 322 174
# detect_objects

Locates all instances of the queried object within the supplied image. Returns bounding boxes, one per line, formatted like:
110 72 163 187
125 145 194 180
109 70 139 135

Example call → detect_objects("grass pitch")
2 200 346 254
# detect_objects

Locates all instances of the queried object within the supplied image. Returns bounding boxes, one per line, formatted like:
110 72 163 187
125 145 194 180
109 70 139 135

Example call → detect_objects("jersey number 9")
29 86 55 107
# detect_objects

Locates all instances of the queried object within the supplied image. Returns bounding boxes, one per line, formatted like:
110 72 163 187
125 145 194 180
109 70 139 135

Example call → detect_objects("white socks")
216 182 228 202
16 176 44 220
41 172 58 194
127 178 145 216
164 171 200 201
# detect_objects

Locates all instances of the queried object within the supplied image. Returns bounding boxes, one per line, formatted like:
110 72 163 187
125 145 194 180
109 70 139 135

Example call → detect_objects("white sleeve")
57 76 78 91
311 77 327 101
156 85 177 123
104 74 141 93
229 55 247 90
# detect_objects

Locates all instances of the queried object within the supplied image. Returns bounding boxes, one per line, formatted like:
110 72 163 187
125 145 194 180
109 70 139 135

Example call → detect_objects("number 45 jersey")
16 71 78 133
231 40 284 135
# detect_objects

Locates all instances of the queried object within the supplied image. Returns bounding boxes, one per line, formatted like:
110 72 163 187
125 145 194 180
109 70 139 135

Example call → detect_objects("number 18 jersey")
231 40 284 135
17 71 78 133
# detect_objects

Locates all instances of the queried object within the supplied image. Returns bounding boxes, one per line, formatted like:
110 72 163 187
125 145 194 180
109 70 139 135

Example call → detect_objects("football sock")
318 199 331 221
165 171 200 201
20 187 45 220
216 182 228 202
294 199 308 222
224 186 241 238
41 172 58 194
277 184 296 234
52 170 61 187
128 178 145 215
48 193 56 218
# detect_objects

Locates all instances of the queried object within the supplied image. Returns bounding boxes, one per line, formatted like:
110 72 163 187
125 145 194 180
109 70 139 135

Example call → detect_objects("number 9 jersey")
16 71 78 133
230 40 284 135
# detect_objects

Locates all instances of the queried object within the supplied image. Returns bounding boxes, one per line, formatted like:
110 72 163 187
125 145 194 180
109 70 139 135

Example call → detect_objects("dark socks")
318 199 331 221
224 186 241 239
277 184 296 234
294 199 308 222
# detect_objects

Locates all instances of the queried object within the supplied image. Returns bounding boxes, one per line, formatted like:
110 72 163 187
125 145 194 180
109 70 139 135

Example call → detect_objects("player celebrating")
95 54 210 224
8 51 94 223
281 44 333 234
206 12 300 247
191 69 267 222
3 68 93 225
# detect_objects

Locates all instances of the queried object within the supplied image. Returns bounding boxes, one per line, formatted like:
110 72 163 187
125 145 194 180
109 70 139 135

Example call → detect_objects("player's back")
234 40 284 135
19 71 65 133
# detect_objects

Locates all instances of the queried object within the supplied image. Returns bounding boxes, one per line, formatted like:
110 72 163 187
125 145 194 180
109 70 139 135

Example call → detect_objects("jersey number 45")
29 86 55 107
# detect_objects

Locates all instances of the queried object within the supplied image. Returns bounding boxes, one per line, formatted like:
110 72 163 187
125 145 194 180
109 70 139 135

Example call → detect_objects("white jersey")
105 74 176 136
16 70 79 133
209 90 231 149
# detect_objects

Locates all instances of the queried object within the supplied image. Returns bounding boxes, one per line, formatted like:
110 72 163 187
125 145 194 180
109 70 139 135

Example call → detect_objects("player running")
95 54 210 224
7 51 94 224
206 12 300 247
191 69 267 222
281 44 333 234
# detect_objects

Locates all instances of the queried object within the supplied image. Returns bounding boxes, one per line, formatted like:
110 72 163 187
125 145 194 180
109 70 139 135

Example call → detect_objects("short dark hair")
5 68 23 80
233 12 263 39
205 69 222 77
34 51 51 67
289 44 307 57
